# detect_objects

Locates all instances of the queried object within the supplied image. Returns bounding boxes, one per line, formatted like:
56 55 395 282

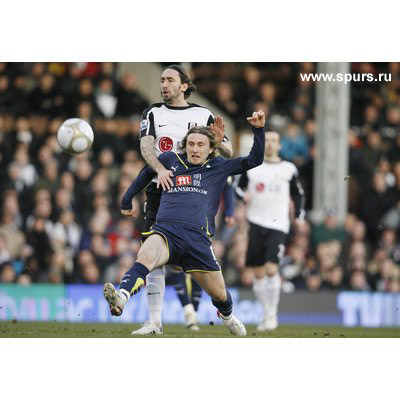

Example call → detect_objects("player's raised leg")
103 233 169 328
190 270 246 336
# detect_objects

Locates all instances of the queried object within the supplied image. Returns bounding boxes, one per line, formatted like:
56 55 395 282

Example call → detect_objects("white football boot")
218 312 247 336
103 283 127 316
131 321 163 335
183 304 200 331
257 315 278 331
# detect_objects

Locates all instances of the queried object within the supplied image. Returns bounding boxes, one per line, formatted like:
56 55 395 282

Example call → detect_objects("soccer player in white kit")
235 131 305 330
134 64 233 334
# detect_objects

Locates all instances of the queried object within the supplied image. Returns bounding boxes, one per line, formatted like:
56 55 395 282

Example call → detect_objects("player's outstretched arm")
140 136 174 190
121 166 156 216
221 110 266 176
240 110 266 170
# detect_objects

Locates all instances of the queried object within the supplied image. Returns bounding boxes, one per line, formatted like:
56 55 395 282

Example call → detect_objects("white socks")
265 274 281 318
183 303 196 318
253 273 281 318
120 289 130 305
146 268 165 328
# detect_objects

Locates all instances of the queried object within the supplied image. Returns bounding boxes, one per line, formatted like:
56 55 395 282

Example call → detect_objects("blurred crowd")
0 62 399 293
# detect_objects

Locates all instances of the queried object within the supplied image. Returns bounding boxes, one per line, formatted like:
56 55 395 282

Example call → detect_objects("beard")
161 88 182 104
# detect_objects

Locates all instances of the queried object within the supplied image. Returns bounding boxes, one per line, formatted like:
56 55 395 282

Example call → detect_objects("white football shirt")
235 160 305 234
140 103 214 155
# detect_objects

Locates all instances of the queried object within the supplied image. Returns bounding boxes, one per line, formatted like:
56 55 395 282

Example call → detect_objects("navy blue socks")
191 279 202 311
212 290 233 318
120 262 150 296
170 271 191 307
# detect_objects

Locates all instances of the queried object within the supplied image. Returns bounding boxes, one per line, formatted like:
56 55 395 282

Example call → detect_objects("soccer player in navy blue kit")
103 110 265 336
138 65 233 334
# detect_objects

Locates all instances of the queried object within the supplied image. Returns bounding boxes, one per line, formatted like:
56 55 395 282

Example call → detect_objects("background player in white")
136 64 233 334
235 131 305 331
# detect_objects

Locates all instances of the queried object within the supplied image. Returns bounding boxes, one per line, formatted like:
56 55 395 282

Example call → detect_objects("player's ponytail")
164 64 197 99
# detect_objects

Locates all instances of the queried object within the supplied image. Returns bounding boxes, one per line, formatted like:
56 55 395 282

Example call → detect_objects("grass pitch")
0 321 399 338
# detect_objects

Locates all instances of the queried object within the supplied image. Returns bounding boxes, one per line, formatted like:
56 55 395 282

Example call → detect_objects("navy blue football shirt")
121 126 265 234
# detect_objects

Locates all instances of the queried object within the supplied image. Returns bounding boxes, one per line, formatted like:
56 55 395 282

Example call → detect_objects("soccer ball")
57 118 94 155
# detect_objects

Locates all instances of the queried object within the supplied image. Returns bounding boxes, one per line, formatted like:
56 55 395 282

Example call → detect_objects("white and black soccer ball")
57 118 94 155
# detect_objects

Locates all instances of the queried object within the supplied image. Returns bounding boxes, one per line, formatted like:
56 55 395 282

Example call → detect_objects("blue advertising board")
1 284 400 327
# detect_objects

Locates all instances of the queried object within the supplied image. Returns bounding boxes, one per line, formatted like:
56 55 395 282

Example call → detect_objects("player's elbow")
120 193 132 210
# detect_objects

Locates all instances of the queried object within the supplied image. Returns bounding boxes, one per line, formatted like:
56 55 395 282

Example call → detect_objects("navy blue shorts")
142 222 221 273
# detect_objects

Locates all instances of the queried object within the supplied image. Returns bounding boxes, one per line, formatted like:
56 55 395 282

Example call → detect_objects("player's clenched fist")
121 208 139 218
247 110 265 128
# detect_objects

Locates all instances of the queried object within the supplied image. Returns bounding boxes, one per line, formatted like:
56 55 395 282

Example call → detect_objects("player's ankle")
183 303 195 314
120 289 130 305
149 320 162 328
218 311 233 321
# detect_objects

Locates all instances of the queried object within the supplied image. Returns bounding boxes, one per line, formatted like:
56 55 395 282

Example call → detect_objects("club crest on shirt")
188 122 197 129
176 175 192 186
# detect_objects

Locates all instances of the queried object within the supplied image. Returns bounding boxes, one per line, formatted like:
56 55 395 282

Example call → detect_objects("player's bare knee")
212 290 227 303
137 234 168 269
265 262 278 277
253 266 267 279
136 251 156 270
137 248 161 270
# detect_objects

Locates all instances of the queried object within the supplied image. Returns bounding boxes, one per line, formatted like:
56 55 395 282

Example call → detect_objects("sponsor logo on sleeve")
140 119 149 132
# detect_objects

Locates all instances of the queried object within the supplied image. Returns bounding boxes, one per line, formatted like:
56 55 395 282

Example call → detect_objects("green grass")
0 321 399 338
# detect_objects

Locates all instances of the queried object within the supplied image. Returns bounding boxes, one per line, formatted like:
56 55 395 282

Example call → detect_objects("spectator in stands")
237 65 261 113
0 261 16 283
0 206 25 261
360 130 385 177
386 133 400 165
214 81 239 117
115 72 148 118
311 210 347 250
280 123 309 167
361 171 396 244
95 78 117 118
0 233 11 265
29 73 64 117
349 270 370 291
1 61 399 294
25 217 53 281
